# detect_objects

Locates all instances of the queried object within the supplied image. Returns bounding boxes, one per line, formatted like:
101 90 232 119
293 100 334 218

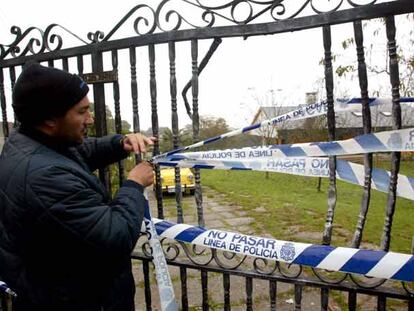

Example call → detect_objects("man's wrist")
123 179 144 193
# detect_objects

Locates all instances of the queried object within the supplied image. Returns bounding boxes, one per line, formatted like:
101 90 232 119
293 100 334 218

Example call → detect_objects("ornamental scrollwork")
1 26 44 59
1 0 380 59
104 0 379 40
0 24 89 60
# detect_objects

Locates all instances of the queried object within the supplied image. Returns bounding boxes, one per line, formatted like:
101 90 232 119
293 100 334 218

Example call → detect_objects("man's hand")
122 133 155 154
127 162 154 187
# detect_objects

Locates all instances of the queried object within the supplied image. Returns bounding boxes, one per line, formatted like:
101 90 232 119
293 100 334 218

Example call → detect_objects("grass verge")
200 160 414 253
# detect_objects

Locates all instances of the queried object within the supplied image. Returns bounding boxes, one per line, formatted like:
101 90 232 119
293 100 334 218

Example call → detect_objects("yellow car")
156 167 195 195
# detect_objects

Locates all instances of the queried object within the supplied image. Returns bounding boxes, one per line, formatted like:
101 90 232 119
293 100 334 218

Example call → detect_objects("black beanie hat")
12 63 89 127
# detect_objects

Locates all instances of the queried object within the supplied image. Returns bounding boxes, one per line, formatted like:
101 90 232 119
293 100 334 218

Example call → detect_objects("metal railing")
1 1 414 309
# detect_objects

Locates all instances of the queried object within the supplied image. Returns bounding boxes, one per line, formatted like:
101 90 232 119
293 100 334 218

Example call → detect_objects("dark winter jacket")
0 129 146 311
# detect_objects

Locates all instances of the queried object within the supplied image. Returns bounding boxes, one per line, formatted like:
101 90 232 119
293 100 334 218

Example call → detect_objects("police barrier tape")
158 128 414 161
141 99 414 304
2 101 414 298
143 191 178 311
157 157 414 201
154 98 414 161
1 211 413 299
145 218 414 283
0 281 16 297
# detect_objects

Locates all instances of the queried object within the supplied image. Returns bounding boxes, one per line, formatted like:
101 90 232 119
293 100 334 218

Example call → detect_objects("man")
0 63 155 310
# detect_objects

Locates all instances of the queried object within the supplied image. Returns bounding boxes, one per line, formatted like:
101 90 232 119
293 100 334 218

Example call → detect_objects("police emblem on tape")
280 242 296 261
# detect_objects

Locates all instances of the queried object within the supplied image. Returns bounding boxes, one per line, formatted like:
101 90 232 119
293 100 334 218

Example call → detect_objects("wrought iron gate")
1 1 414 310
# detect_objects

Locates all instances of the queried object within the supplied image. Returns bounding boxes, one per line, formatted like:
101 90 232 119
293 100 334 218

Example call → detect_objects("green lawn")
200 159 414 253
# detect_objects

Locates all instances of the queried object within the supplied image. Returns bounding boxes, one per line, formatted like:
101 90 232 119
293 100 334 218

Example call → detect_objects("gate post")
91 48 110 192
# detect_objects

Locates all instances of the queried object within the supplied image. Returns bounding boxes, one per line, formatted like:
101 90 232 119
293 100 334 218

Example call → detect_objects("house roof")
252 103 414 130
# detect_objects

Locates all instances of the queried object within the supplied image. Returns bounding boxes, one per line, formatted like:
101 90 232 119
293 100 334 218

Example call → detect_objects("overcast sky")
0 0 408 131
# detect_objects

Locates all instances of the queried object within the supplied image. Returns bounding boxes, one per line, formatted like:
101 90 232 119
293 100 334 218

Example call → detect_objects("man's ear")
36 118 59 136
44 119 57 128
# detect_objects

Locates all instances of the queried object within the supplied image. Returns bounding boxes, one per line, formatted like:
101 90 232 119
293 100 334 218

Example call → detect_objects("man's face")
53 96 94 145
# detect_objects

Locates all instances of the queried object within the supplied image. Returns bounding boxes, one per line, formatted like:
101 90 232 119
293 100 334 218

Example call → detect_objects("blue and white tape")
147 218 414 283
0 281 16 297
336 160 414 200
3 98 414 298
157 157 414 201
159 128 414 161
143 191 178 311
154 98 414 160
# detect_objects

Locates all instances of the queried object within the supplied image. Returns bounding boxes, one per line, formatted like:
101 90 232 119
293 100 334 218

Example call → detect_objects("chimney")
305 92 317 105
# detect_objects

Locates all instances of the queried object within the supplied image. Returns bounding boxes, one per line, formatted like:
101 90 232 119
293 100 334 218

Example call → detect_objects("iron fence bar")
182 37 222 118
321 25 337 246
8 66 17 128
62 57 69 71
142 260 152 311
2 1 413 69
111 49 125 183
201 269 208 311
76 55 83 75
348 290 357 310
377 295 386 310
129 47 141 163
148 43 164 219
191 39 204 227
169 41 188 310
168 41 184 223
223 273 230 311
269 280 276 311
246 277 253 311
321 287 329 311
76 54 87 146
0 68 9 138
409 299 414 311
129 47 142 163
294 284 303 311
381 15 401 252
351 19 373 249
91 50 111 193
76 54 84 142
91 51 108 136
180 267 188 311
9 67 16 92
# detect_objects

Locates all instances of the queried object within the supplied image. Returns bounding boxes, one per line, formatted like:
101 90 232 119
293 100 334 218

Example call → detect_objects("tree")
182 116 232 150
335 14 414 97
87 104 131 137
157 116 261 154
159 127 192 153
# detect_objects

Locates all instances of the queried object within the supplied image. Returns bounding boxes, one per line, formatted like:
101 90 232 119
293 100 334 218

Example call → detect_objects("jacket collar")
17 126 88 169
18 126 73 153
